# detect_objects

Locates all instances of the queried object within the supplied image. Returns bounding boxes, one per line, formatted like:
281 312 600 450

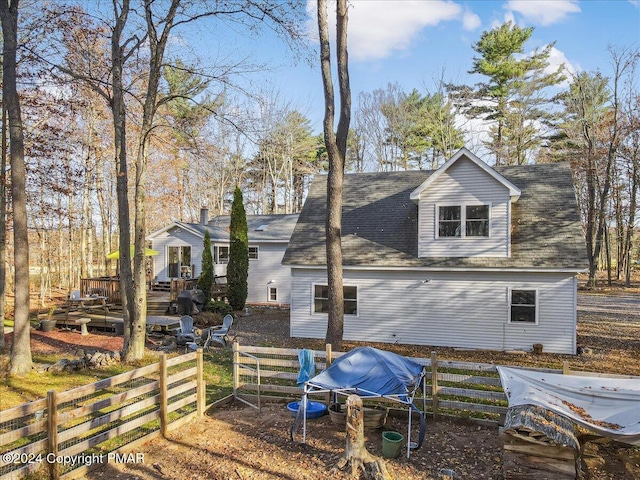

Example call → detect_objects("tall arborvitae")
198 230 214 305
227 186 248 310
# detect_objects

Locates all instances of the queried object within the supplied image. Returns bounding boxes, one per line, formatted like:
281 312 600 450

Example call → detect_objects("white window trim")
508 287 539 325
435 202 492 239
267 286 277 302
215 245 229 265
310 283 359 317
249 246 259 260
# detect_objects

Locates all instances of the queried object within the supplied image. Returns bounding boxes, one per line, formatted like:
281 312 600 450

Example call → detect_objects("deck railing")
79 277 121 304
169 276 228 302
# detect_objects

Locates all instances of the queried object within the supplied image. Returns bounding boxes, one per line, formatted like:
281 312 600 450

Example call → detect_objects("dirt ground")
3 292 640 479
85 402 639 480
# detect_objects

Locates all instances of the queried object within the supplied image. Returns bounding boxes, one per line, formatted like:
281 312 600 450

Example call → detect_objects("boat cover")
498 367 640 445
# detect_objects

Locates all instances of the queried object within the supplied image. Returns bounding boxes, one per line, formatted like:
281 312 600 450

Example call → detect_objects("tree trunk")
624 159 638 287
111 1 134 353
0 85 7 349
333 395 392 480
2 0 33 375
318 0 351 352
126 0 180 362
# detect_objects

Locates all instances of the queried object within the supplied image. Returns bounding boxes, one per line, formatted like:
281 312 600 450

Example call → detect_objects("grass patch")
203 349 234 404
0 353 160 409
1 347 236 410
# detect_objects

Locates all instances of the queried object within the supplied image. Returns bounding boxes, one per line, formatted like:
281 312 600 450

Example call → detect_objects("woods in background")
0 8 638 317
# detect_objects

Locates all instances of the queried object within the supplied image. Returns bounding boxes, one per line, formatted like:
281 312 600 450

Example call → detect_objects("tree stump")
332 395 393 480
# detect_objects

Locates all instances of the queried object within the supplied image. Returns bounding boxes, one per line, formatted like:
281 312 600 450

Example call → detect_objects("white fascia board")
147 221 204 241
409 147 522 203
287 264 586 274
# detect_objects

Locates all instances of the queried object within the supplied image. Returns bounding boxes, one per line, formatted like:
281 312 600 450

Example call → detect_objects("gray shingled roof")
187 214 299 243
282 163 588 270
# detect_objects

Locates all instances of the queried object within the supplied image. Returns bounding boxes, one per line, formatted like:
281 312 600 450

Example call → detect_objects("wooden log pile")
502 405 580 480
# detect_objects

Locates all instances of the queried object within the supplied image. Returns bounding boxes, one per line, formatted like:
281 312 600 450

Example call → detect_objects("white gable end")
415 151 516 258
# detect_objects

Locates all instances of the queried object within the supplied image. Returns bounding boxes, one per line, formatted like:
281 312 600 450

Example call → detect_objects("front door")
167 246 192 278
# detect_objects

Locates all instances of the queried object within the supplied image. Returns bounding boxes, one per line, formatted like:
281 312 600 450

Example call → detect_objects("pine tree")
463 21 564 164
227 186 248 310
198 230 214 306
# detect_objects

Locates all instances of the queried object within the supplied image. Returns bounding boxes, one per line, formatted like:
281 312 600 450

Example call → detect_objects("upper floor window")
437 204 490 238
438 206 461 237
249 246 259 260
466 205 490 237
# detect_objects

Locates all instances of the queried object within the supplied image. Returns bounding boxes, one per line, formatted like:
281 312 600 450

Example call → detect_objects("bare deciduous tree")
1 0 33 375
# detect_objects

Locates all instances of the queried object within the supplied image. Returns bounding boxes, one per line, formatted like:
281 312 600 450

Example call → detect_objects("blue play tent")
294 346 426 457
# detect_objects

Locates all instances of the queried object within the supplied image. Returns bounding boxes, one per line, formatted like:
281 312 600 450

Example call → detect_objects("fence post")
563 360 570 375
197 348 205 416
233 341 239 400
47 390 58 480
159 354 168 437
431 351 439 420
324 344 333 406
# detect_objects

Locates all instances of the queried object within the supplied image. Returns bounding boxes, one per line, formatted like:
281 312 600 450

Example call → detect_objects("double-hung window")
437 204 490 238
268 287 277 302
466 205 490 237
438 206 461 237
509 289 538 324
313 285 358 315
215 246 229 264
248 246 259 260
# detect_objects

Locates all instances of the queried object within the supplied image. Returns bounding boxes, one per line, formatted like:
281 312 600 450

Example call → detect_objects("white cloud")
462 8 482 31
505 0 581 26
307 0 462 62
544 46 577 87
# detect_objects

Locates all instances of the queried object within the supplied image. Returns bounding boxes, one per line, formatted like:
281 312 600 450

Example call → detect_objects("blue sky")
220 0 639 133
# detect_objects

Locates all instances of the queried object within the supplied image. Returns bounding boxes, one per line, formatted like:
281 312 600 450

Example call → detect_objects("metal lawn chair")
207 314 234 347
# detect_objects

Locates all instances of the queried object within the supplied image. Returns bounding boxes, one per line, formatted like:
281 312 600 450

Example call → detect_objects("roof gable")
409 147 521 202
147 221 205 240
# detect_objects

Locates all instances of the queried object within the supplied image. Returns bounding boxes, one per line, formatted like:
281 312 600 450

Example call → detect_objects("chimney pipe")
200 207 209 225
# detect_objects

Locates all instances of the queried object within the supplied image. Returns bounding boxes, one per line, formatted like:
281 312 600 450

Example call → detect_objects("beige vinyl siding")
290 268 576 354
418 156 510 258
247 243 292 304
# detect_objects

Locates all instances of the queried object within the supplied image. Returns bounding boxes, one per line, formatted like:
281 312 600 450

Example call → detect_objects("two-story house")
148 212 298 305
282 148 588 354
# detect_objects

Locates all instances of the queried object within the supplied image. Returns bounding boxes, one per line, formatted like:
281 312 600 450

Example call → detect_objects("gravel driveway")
578 292 640 321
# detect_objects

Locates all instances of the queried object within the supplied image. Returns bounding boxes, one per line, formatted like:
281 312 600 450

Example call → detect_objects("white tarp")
497 367 640 446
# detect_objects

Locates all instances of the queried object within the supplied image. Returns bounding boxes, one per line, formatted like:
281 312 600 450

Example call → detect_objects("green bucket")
381 431 404 458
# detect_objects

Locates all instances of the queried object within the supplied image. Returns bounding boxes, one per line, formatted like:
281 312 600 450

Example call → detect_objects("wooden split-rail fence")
3 343 638 480
0 351 206 480
232 343 639 421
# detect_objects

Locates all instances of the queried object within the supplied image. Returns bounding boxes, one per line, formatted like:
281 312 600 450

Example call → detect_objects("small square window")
249 246 259 260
